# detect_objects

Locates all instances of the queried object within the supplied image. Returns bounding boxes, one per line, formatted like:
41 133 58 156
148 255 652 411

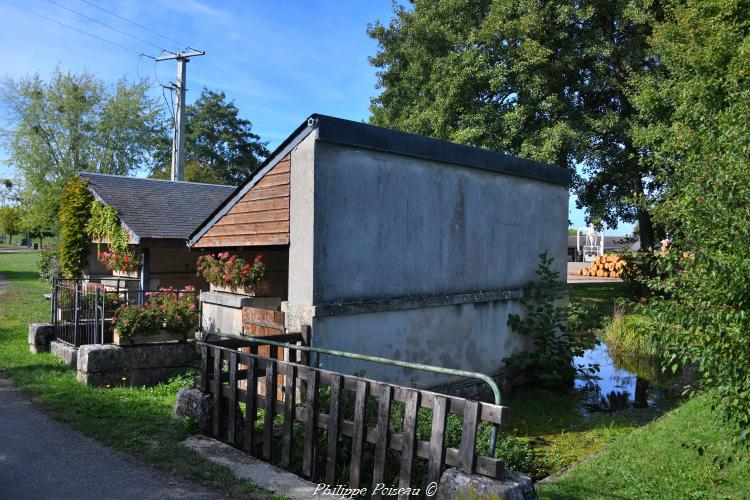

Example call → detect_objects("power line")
43 0 167 52
77 0 192 50
0 0 155 58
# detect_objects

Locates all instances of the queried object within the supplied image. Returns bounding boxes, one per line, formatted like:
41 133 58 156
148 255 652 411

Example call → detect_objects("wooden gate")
198 341 508 495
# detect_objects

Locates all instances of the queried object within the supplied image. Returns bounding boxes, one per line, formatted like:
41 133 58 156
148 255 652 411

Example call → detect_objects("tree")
0 179 16 205
631 0 750 453
0 70 165 231
368 0 663 249
150 88 269 185
0 206 19 244
58 178 93 277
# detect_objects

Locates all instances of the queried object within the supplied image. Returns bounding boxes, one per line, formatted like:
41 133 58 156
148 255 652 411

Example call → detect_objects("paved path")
0 377 224 500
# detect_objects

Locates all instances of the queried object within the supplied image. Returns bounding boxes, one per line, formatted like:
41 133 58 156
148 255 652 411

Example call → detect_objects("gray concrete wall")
299 141 567 387
311 142 567 302
287 133 317 315
312 298 532 387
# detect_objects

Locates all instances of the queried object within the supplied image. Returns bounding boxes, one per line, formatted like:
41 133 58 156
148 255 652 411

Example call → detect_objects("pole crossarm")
155 50 205 61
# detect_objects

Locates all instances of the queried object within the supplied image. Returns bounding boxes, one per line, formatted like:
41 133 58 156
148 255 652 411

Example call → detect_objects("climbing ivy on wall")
86 201 140 272
87 201 129 255
86 201 140 271
59 178 94 278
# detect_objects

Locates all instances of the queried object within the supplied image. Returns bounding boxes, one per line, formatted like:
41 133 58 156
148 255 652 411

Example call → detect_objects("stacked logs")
578 253 627 278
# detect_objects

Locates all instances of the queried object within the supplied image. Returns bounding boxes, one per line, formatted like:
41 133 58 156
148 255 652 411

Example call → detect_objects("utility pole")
155 50 205 181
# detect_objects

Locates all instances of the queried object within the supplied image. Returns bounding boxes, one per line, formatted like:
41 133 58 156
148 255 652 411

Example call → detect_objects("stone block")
437 468 536 500
50 340 77 367
172 387 213 432
28 323 54 353
77 342 199 387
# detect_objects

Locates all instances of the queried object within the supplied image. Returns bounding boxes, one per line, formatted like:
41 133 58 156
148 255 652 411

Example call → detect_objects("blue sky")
0 0 632 235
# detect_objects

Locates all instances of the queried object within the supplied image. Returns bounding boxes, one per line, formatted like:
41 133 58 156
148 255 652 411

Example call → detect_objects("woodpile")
578 253 627 278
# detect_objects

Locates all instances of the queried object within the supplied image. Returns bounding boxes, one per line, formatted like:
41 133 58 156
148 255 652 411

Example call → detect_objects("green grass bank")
0 250 272 499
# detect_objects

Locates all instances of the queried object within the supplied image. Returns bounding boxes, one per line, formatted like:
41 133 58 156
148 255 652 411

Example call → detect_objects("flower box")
209 280 270 296
113 329 190 346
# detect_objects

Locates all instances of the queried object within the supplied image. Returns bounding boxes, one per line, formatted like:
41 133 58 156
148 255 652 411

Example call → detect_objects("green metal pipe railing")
201 331 502 456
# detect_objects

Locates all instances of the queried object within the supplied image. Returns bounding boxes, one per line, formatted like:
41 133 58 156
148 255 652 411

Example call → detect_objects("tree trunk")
637 208 655 251
631 174 655 251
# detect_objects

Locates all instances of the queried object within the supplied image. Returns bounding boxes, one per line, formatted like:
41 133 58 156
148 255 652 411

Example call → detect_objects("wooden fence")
198 341 509 495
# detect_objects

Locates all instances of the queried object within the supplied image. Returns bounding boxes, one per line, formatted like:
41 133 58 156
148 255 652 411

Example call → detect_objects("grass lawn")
538 393 750 499
0 250 273 499
503 387 669 479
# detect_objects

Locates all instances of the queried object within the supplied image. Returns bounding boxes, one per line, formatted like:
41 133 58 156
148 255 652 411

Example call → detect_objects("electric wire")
162 85 175 123
77 0 192 50
43 0 167 52
0 0 155 59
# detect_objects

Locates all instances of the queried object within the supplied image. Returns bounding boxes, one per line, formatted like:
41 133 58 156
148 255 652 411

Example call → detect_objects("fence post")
50 277 56 324
73 281 80 347
95 288 101 344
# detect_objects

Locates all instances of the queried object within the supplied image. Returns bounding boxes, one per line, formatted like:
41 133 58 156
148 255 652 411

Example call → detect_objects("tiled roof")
80 173 234 242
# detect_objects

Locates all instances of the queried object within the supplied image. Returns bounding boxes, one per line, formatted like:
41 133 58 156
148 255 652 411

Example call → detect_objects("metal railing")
50 278 192 347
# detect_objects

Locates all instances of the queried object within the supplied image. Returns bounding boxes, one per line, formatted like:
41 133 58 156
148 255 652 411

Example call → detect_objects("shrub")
197 252 265 288
114 287 199 336
602 313 658 359
493 435 537 475
37 244 61 283
145 287 198 333
113 304 159 338
505 252 595 386
58 178 93 277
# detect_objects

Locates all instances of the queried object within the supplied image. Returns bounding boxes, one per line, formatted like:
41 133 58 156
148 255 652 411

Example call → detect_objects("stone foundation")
50 340 77 367
438 468 536 500
77 342 199 387
28 323 54 353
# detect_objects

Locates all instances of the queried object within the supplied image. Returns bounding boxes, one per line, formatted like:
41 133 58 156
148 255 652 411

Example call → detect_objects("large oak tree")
368 0 663 248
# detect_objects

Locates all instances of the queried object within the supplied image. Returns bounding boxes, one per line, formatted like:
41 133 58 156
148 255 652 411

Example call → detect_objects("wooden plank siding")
193 156 290 248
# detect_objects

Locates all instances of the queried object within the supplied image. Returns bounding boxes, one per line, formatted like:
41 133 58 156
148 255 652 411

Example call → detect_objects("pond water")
573 341 665 412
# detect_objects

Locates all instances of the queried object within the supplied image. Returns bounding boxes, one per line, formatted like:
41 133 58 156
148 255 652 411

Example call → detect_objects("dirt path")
0 377 224 500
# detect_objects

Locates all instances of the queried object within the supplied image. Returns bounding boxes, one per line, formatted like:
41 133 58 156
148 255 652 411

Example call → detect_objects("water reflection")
574 342 658 412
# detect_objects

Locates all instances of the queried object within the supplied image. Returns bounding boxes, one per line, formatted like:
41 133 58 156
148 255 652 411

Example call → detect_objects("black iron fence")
51 278 146 347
